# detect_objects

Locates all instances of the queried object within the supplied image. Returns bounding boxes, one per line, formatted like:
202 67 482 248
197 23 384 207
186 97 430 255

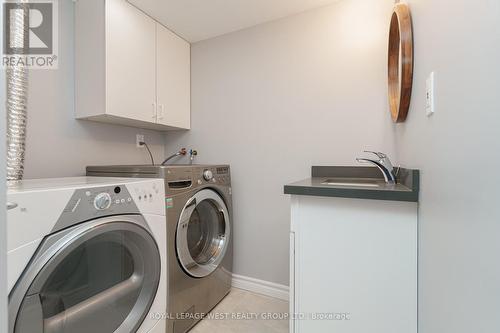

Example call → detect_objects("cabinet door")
156 23 190 129
105 0 156 123
292 196 417 333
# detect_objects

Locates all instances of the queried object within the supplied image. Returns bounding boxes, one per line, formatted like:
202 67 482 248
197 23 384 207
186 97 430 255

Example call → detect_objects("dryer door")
8 216 161 333
176 189 231 278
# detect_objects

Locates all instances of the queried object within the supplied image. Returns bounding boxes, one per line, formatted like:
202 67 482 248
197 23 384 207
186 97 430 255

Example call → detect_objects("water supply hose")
161 148 187 165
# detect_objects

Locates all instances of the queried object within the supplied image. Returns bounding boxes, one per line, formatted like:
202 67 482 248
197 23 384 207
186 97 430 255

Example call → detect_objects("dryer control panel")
54 180 165 234
63 185 137 215
128 180 165 215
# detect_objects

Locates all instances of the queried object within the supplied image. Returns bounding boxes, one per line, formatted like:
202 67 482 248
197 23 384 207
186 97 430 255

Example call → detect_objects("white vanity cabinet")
289 195 417 333
75 0 190 131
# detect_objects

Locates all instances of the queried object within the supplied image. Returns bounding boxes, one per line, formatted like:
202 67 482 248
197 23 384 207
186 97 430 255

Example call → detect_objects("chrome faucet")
356 151 397 184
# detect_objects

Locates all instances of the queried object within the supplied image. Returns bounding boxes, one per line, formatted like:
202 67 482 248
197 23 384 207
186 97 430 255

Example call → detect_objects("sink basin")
284 166 419 202
321 178 381 188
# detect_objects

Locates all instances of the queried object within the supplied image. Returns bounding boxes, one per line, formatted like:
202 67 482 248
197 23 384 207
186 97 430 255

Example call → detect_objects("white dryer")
6 177 167 333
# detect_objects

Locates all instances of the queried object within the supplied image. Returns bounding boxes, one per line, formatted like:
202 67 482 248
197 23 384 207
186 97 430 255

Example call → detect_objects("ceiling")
128 0 341 42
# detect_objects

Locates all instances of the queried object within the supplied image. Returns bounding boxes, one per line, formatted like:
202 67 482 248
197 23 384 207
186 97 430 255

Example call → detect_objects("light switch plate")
426 72 435 116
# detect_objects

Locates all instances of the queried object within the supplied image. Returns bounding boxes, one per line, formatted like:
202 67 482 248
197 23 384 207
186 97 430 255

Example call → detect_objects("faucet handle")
363 151 387 159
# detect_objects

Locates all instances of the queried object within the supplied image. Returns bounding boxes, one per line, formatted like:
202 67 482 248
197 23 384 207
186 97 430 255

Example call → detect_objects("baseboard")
232 274 289 301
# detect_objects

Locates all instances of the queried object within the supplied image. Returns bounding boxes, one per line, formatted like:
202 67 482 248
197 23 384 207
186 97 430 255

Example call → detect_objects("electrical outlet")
426 72 435 116
136 134 145 148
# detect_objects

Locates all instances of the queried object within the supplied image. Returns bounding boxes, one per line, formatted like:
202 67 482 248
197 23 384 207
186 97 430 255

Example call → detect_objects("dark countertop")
284 166 419 203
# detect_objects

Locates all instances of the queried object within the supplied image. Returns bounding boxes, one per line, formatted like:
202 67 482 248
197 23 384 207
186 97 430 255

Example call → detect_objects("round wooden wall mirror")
388 3 413 123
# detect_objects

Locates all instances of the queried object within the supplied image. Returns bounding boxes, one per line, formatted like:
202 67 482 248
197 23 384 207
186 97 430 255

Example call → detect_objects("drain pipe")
6 2 29 181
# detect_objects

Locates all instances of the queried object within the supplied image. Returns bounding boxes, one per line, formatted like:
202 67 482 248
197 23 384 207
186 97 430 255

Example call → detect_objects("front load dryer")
87 165 233 333
7 177 167 333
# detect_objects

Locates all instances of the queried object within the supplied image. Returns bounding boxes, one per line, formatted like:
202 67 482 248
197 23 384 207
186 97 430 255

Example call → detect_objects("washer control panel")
199 166 231 184
165 165 231 193
203 169 214 181
213 166 231 184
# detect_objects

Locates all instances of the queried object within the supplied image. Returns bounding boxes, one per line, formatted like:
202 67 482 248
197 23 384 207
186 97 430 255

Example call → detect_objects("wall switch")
136 134 145 148
426 72 435 116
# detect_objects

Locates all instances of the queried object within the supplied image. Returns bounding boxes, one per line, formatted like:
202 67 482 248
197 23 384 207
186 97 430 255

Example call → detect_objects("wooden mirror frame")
388 3 413 123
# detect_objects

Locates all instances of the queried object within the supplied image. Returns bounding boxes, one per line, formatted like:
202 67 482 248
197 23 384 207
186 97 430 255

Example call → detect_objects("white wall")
9 0 500 331
167 1 500 331
165 0 397 285
1 2 7 331
23 0 166 179
395 1 500 332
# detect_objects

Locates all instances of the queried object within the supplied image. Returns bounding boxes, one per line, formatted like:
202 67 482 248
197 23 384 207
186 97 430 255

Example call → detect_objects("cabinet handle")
152 103 157 120
158 104 164 121
7 202 18 210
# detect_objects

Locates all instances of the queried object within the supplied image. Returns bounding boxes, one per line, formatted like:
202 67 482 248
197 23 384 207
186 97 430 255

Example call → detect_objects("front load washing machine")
7 177 167 333
87 165 233 333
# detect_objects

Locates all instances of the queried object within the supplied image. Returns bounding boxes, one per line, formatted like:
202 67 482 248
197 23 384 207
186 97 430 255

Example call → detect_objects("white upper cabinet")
106 0 156 123
75 0 191 131
156 23 191 129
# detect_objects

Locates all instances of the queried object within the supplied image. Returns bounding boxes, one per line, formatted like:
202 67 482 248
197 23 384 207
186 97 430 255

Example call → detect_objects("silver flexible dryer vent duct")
6 2 29 181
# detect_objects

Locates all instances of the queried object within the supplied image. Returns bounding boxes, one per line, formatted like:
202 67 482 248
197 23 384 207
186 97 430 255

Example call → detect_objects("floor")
190 288 289 333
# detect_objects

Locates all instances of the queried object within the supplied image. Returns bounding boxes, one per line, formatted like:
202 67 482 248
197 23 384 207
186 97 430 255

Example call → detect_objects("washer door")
176 189 230 278
9 216 161 333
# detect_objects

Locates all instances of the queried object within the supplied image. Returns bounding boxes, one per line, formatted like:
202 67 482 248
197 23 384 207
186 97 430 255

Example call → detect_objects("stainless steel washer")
87 165 233 333
176 188 231 278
